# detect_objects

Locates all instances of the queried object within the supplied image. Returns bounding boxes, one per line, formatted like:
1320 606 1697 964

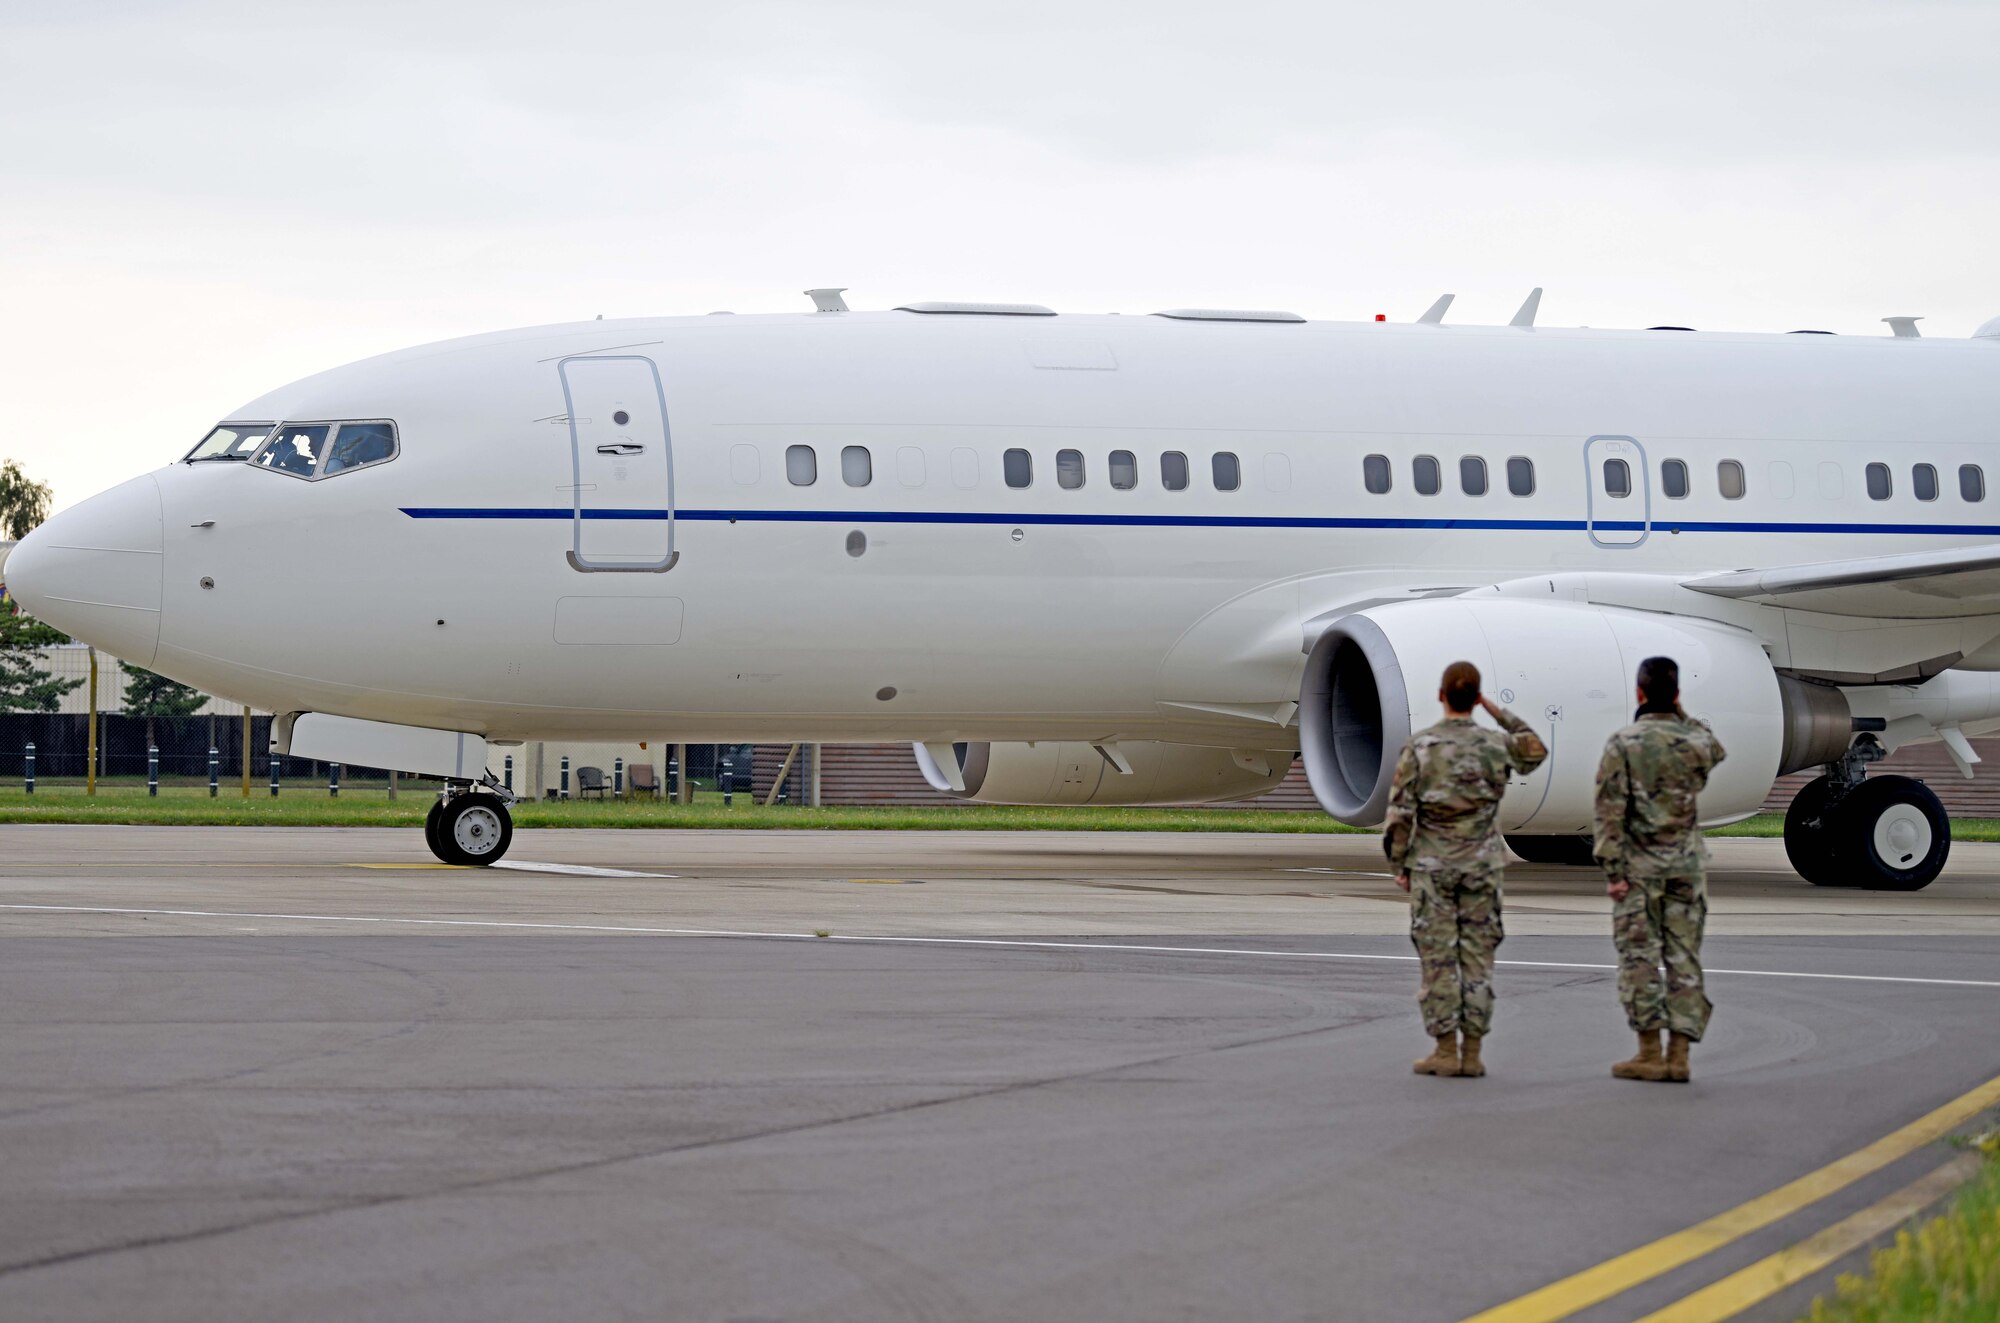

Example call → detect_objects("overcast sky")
3 0 1996 513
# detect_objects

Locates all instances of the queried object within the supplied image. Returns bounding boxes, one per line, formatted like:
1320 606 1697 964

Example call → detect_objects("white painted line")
4 903 1999 990
493 861 677 879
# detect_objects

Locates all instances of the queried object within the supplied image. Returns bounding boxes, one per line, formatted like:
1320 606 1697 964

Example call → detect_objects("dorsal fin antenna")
1417 294 1454 325
1509 288 1542 329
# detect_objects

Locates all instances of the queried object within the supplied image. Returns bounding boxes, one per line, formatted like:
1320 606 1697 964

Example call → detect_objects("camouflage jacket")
1593 712 1727 880
1383 708 1548 874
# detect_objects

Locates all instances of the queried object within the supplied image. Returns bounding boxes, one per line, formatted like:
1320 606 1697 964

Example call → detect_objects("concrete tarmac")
2 826 1998 1322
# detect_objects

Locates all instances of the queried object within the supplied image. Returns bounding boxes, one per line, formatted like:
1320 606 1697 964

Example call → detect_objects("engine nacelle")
1300 598 1814 832
915 740 1294 806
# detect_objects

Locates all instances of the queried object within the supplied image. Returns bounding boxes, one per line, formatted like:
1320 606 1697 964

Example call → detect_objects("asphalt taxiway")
2 826 1997 1322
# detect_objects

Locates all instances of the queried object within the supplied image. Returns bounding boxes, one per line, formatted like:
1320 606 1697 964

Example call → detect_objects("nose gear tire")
428 794 513 867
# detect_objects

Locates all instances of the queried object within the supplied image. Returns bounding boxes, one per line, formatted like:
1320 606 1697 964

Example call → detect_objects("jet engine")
1299 598 1847 833
915 740 1295 806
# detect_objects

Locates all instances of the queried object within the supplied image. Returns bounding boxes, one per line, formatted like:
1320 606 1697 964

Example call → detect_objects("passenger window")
841 445 872 487
185 422 272 463
1865 462 1892 501
1412 455 1440 496
1161 451 1190 491
1718 460 1746 500
1459 456 1487 496
1602 458 1632 498
1109 450 1138 490
256 424 329 477
950 447 979 489
1507 457 1534 497
1962 465 1986 502
1004 448 1033 488
1913 463 1938 502
1363 454 1392 494
1662 459 1689 499
1212 452 1240 491
1769 460 1797 500
897 446 925 487
1262 453 1292 492
786 444 817 486
1056 449 1085 489
320 422 397 475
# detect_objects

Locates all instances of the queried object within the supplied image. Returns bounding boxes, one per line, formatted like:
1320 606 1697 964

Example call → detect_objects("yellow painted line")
355 863 466 870
1460 1070 2000 1323
1633 1153 1982 1323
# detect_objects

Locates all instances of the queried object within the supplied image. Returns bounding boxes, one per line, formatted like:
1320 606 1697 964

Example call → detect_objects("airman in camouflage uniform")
1593 656 1726 1084
1384 660 1547 1078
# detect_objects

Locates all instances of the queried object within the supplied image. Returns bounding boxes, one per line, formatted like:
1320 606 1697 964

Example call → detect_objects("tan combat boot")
1413 1033 1461 1076
1612 1030 1669 1081
1665 1033 1692 1083
1459 1035 1486 1078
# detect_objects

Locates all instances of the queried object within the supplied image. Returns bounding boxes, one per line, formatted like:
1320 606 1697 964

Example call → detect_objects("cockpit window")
322 423 397 475
184 422 273 462
244 420 399 480
256 425 330 476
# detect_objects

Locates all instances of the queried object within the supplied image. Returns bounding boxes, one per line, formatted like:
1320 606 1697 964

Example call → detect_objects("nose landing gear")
1782 736 1950 891
424 778 515 867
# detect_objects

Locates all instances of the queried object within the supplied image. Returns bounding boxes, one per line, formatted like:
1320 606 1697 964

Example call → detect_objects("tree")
121 662 207 747
0 596 81 713
0 459 52 541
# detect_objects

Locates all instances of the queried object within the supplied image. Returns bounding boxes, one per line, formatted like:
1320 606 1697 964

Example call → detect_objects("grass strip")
0 787 1372 832
7 790 2000 841
1801 1138 2000 1323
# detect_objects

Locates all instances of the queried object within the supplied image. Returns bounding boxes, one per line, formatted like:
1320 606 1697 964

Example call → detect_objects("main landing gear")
1783 736 1950 891
1505 835 1598 867
424 779 515 867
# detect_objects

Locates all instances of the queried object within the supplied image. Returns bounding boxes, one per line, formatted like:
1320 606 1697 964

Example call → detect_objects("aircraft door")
559 355 677 572
1584 434 1649 549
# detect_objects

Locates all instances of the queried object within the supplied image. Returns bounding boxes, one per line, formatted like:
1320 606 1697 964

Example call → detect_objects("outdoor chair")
575 765 608 799
629 763 660 799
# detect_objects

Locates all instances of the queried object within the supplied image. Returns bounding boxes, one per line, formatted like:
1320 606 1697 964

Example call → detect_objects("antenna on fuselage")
1883 316 1923 338
806 288 850 312
1417 294 1454 324
1509 288 1542 328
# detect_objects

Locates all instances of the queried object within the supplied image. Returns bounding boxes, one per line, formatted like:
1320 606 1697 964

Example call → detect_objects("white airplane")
10 291 2000 886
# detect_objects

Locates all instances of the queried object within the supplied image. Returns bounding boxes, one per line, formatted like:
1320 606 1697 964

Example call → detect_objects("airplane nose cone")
5 475 164 666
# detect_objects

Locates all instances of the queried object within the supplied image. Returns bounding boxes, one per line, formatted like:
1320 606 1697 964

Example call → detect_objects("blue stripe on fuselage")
398 507 2000 537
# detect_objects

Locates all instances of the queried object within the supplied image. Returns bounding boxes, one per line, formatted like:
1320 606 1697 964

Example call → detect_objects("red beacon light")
1375 314 1386 321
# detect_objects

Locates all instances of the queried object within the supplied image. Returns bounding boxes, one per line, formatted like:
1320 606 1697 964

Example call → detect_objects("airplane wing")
1684 543 2000 619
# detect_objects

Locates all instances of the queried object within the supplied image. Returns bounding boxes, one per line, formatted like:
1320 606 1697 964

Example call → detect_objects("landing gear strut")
425 777 515 867
1782 736 1949 891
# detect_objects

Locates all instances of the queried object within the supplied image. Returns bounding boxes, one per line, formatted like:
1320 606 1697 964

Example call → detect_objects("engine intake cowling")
915 740 1294 806
1300 598 1795 833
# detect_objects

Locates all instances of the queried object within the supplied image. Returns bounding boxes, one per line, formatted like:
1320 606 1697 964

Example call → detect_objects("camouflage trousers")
1408 868 1503 1037
1613 873 1713 1040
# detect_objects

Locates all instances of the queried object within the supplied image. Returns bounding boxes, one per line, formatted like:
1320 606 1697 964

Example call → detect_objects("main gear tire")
1830 775 1949 892
1505 835 1598 867
1783 775 1844 887
430 794 513 867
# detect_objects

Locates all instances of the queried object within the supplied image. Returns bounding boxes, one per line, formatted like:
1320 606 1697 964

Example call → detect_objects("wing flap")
1686 544 2000 618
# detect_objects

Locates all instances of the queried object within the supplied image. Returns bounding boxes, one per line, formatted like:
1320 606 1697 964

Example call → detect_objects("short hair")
1441 660 1481 713
1637 656 1680 707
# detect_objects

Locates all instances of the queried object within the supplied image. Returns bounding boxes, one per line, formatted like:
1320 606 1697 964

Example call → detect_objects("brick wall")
756 738 2000 818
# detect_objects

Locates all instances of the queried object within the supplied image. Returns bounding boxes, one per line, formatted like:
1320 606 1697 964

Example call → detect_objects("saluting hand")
1476 695 1502 718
